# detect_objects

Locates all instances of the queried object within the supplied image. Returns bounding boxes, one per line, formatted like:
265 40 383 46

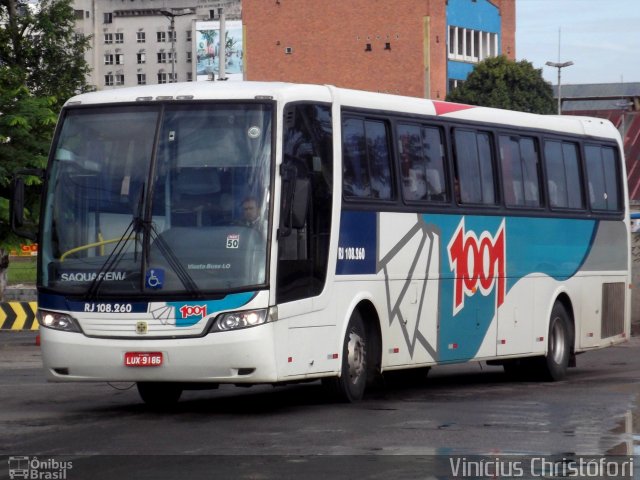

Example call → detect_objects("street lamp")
160 8 193 83
546 60 574 114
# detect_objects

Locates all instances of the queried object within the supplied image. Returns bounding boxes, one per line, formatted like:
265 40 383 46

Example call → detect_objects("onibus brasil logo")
447 218 506 315
8 456 73 479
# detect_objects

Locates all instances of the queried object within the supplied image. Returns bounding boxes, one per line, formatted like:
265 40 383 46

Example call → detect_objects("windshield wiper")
83 177 204 299
83 216 138 300
148 223 200 298
83 184 148 300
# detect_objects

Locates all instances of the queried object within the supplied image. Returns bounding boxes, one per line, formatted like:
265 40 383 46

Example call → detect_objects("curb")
0 302 38 331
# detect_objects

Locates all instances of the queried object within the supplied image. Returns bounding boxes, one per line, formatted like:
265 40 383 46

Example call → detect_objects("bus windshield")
40 102 273 297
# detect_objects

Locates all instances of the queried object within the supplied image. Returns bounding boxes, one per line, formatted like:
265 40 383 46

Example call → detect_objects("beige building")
72 0 241 90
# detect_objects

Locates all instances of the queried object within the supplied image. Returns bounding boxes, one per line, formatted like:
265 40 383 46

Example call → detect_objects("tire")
137 382 183 408
538 302 573 381
322 312 368 402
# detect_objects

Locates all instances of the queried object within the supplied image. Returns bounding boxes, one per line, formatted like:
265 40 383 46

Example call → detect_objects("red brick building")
243 0 515 99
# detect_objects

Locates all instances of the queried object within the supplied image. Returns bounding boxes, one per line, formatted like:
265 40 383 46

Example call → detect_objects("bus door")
275 103 336 376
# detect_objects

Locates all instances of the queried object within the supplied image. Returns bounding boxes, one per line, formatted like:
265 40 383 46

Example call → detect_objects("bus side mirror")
10 170 42 241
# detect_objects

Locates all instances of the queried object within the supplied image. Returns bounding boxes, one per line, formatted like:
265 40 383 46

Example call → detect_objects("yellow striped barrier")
0 302 38 330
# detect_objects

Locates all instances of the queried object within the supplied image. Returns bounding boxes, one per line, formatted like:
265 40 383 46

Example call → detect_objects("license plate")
124 352 163 367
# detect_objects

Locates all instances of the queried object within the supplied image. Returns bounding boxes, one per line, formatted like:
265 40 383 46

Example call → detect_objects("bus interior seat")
172 167 223 225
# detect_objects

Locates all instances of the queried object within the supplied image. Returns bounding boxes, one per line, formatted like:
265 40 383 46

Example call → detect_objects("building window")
115 33 124 44
158 72 177 84
137 31 145 43
74 9 84 20
186 31 192 42
115 74 125 86
157 31 166 42
157 52 174 63
104 12 112 24
104 74 114 86
137 74 146 85
186 51 192 63
448 26 498 63
104 33 113 44
115 53 124 65
168 31 176 42
187 72 192 82
104 54 114 65
137 53 146 64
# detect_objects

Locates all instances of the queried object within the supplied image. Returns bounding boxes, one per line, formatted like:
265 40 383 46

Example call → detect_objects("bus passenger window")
453 129 496 205
544 140 584 210
398 123 447 202
585 145 621 211
499 135 541 208
342 116 393 200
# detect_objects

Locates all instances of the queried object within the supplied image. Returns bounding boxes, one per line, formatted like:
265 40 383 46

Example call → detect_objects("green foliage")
0 67 55 236
0 0 90 244
0 0 92 109
446 56 556 115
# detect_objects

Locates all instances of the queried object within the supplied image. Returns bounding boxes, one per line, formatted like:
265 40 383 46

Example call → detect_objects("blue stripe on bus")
336 211 598 362
38 291 257 329
38 293 149 313
429 214 596 361
167 292 256 327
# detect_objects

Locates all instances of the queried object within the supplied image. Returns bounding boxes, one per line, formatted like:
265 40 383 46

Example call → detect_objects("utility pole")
545 28 573 115
218 7 227 80
160 8 194 83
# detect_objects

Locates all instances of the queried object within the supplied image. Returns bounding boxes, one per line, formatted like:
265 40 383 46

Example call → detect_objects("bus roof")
65 81 621 141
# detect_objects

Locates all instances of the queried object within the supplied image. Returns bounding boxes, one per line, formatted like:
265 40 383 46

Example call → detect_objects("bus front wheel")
137 382 183 408
539 303 573 381
322 311 368 402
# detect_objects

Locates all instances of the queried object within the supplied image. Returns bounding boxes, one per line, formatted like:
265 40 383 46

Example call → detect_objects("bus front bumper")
39 324 279 384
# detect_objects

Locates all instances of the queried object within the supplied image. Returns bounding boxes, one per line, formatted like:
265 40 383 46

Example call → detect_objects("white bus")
12 82 630 405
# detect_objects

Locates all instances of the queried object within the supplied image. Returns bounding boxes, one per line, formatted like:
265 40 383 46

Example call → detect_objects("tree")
0 0 90 245
446 56 555 114
0 66 56 243
0 0 92 108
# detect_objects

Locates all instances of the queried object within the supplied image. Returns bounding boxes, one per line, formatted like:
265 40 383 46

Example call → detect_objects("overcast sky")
516 0 640 86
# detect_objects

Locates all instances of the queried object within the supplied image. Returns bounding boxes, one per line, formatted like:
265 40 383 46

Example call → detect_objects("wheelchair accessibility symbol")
145 269 165 289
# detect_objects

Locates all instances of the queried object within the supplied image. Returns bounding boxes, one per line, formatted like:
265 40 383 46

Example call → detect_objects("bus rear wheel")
137 382 183 408
322 312 367 402
538 302 573 381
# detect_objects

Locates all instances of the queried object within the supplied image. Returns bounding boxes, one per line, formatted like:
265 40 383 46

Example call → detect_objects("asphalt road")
1 330 639 479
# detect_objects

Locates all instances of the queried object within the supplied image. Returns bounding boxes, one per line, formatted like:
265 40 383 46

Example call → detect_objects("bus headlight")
209 308 271 332
37 310 82 333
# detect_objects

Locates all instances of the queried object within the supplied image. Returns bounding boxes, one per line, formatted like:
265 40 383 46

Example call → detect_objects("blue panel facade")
447 0 501 32
448 62 475 81
446 0 502 88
